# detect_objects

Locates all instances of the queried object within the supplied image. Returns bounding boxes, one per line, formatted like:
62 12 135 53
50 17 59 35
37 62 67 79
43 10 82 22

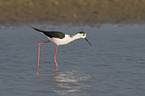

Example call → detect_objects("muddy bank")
0 0 145 25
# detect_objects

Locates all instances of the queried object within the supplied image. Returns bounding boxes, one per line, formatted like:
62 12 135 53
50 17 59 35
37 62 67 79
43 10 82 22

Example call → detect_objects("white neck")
69 34 82 42
72 34 82 39
60 34 82 45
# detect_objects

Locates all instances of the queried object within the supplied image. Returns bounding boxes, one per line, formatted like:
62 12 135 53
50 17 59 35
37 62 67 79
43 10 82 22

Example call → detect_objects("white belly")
50 35 73 45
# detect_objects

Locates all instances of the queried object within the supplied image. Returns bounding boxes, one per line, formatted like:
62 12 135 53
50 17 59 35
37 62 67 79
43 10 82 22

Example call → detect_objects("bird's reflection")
36 68 40 75
52 70 90 95
36 67 58 75
54 67 58 73
35 69 90 95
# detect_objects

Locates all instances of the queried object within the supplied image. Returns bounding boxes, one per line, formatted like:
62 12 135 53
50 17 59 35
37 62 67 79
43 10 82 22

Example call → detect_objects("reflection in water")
54 67 58 73
36 68 39 75
36 67 58 75
35 69 90 95
52 70 91 95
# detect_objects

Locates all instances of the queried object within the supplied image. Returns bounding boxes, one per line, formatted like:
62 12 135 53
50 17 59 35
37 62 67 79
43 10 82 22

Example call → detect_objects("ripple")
54 70 91 83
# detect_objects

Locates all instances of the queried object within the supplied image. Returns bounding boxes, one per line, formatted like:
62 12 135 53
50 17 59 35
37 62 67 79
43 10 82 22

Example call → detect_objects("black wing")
31 26 65 39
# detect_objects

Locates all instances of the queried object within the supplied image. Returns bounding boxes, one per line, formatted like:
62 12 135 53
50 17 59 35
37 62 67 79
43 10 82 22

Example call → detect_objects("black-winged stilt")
31 26 92 68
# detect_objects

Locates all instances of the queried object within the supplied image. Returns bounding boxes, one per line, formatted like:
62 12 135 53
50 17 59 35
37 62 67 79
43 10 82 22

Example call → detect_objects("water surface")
0 24 145 96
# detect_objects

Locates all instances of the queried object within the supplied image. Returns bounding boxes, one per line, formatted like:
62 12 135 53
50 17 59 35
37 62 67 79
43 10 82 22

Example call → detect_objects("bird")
31 26 92 68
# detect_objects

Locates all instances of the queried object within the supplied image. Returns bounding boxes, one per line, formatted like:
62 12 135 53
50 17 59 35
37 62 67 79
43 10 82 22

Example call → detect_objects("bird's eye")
83 34 85 36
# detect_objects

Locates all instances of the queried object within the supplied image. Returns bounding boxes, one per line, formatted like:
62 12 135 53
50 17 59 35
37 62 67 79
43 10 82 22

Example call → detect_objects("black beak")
85 38 92 46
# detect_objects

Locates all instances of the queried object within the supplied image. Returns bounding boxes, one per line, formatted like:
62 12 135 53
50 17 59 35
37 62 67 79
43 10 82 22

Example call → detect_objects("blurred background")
0 0 145 25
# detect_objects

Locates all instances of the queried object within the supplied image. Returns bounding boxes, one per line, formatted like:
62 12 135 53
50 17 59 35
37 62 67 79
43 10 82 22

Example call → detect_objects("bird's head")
76 31 86 38
76 31 92 46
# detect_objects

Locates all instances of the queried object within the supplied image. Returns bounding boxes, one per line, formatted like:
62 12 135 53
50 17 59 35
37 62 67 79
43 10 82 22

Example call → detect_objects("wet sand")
0 0 145 25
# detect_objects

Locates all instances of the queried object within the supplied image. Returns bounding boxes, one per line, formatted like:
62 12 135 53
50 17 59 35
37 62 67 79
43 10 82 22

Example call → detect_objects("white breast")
50 34 73 45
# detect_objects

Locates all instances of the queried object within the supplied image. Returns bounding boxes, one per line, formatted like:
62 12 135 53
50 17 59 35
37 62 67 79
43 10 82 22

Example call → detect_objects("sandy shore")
0 0 145 25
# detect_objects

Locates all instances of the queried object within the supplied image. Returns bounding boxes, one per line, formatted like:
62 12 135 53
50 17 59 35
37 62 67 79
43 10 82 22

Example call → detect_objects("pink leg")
37 41 50 67
54 45 58 68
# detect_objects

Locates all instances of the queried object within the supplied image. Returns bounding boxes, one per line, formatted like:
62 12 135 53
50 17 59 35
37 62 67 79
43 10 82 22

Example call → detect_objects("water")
0 24 145 96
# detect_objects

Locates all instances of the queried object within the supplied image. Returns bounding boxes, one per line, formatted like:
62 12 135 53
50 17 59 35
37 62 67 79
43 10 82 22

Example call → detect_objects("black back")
31 27 65 39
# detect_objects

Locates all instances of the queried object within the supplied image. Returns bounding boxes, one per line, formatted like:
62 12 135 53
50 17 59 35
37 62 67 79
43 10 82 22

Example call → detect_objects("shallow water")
1 24 145 96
